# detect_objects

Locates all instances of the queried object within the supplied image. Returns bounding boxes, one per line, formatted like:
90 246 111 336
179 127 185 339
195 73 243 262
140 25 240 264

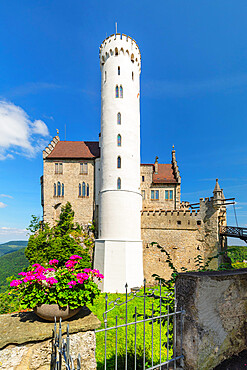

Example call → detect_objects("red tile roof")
152 164 177 184
47 141 100 159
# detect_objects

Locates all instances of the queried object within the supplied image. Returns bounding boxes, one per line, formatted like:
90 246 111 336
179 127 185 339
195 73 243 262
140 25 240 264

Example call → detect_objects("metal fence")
95 279 185 370
50 317 81 370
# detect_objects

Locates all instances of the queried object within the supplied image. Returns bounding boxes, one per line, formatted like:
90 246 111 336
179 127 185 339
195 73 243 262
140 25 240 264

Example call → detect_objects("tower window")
132 71 134 80
117 134 121 147
87 184 90 197
115 47 118 56
79 183 81 197
116 85 119 98
142 176 145 182
54 183 56 196
118 66 120 75
117 177 121 189
57 182 61 197
117 112 121 125
120 85 123 98
62 183 64 197
117 156 121 168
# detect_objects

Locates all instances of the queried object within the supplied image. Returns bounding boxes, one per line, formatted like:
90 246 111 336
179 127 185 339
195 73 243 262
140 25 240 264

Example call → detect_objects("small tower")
94 33 144 292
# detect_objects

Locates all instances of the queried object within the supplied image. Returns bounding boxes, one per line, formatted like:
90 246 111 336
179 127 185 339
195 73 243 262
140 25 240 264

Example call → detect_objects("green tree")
25 202 93 268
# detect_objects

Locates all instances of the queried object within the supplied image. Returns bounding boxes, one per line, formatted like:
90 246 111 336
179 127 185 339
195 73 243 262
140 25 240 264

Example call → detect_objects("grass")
87 286 174 369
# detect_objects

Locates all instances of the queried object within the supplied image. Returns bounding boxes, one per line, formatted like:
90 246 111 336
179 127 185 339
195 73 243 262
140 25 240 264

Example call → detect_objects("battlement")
141 208 202 230
99 33 141 71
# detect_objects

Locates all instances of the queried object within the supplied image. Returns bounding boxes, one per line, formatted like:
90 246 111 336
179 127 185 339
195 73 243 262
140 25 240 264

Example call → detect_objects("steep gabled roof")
152 164 177 184
46 141 100 159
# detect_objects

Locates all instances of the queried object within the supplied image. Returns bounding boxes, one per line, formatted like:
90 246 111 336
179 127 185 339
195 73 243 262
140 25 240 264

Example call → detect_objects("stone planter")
34 304 81 321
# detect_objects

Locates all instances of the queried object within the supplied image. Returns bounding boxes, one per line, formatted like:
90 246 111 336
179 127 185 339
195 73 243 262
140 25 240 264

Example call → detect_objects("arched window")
87 184 90 197
117 156 121 168
54 183 56 196
62 183 64 196
82 182 86 197
115 85 119 98
117 112 121 125
79 183 81 197
120 85 123 98
117 178 121 189
57 182 61 197
118 66 120 75
117 134 121 147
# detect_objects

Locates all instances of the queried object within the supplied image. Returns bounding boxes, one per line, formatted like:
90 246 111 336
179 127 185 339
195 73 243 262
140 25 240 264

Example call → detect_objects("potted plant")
9 255 103 321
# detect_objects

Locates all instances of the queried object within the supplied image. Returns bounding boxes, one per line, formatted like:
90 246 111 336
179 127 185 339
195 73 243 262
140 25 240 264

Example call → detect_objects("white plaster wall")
94 158 101 206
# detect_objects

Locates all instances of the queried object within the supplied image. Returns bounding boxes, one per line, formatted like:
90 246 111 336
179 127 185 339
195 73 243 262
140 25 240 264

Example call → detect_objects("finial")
115 22 117 35
216 178 218 182
155 156 158 162
172 144 175 150
56 128 59 136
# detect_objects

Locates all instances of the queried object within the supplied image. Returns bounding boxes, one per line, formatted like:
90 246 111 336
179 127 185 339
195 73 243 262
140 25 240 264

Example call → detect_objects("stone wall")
42 158 95 226
176 269 247 370
0 307 100 370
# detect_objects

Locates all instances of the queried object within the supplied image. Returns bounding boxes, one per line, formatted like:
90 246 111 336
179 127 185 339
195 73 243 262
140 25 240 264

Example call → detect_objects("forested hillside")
0 240 28 257
0 248 29 292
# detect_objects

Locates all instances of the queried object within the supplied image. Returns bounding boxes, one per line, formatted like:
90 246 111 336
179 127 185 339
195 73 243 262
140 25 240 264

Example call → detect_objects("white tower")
94 33 144 293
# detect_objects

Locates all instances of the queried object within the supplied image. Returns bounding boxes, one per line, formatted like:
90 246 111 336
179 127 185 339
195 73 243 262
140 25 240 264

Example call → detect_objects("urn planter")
34 304 81 321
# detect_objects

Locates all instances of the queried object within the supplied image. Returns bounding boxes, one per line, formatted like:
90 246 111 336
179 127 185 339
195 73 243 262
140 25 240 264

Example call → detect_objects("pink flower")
10 279 23 287
18 272 27 276
23 275 36 283
69 255 82 260
46 268 55 272
84 268 92 273
67 280 77 288
46 277 58 285
49 259 59 266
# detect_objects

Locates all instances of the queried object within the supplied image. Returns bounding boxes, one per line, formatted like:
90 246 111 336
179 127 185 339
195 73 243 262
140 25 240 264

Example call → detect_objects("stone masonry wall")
176 269 247 370
43 159 95 226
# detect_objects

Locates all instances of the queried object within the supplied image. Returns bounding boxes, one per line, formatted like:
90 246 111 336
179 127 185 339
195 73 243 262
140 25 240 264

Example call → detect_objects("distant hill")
0 248 29 292
0 240 28 257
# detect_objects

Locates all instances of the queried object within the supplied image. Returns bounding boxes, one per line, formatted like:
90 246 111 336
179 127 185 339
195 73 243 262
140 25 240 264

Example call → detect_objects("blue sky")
0 0 247 244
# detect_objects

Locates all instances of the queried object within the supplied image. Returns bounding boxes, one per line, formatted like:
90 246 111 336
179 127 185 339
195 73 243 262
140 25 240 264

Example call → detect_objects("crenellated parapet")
99 33 141 72
43 135 60 159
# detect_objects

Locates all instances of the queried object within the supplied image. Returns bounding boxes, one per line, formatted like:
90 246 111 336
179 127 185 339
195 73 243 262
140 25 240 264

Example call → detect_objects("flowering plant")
9 255 103 309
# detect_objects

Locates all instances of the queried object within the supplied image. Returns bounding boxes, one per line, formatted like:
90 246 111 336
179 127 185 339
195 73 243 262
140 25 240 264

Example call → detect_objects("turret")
94 32 144 293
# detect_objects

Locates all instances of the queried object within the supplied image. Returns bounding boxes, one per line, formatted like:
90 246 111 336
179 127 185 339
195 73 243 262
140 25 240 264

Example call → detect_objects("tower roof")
213 178 221 193
46 141 100 159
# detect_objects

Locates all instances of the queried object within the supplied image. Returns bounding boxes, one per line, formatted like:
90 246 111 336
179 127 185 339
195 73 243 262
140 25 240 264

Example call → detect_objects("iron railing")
95 279 185 369
220 225 247 241
50 317 81 370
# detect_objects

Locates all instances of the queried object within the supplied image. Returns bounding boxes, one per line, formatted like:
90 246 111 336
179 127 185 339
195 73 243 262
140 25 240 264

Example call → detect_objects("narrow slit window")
59 163 63 174
87 184 89 197
118 66 120 75
57 182 61 197
55 163 58 174
116 85 119 98
54 183 56 196
62 183 64 196
120 85 123 98
117 134 121 147
117 177 121 189
117 112 121 125
82 182 86 197
117 156 121 168
132 71 134 80
79 183 81 197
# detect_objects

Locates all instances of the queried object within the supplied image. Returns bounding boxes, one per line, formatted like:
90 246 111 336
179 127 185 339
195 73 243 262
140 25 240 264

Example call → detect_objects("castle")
41 33 227 292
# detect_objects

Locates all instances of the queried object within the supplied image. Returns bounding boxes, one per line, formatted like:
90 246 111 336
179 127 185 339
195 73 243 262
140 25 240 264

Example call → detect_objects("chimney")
154 156 158 174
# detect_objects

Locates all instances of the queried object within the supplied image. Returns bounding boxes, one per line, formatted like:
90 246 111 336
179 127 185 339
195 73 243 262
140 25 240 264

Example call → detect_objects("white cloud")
0 226 28 243
0 100 50 160
0 202 7 208
0 194 13 199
